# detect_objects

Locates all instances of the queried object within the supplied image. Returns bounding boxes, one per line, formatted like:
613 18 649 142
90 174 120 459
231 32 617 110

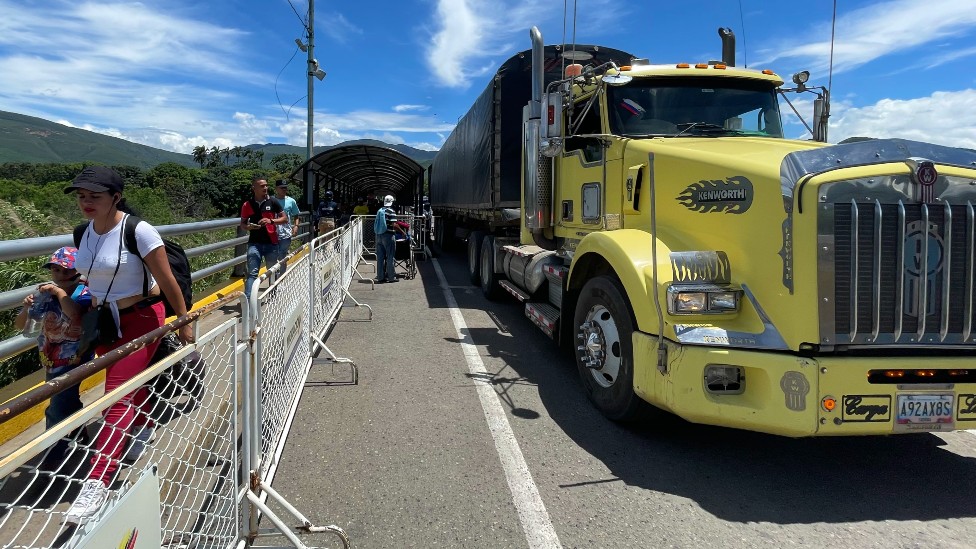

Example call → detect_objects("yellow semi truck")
429 27 976 436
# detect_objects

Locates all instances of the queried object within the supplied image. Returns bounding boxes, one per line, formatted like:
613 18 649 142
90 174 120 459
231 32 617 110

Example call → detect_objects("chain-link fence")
0 218 367 548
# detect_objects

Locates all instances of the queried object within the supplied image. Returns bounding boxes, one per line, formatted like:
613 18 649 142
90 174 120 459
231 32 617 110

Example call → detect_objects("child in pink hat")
15 247 94 442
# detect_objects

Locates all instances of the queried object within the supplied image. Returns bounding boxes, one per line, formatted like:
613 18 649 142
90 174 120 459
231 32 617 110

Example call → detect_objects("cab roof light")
714 63 727 70
762 69 775 75
676 63 690 69
695 63 708 69
619 65 632 71
884 370 905 378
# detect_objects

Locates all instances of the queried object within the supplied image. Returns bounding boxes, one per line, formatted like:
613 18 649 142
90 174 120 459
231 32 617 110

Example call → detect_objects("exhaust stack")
718 27 735 67
524 26 555 249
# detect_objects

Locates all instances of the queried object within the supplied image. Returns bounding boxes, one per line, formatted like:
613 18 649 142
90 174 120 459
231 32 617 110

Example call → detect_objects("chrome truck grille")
818 199 976 346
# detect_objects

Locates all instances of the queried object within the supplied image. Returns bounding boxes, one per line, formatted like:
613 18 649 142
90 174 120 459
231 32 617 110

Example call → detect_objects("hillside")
0 111 198 168
0 110 436 170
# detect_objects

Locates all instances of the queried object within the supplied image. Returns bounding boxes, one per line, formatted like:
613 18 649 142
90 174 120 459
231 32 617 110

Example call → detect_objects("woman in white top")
63 166 191 524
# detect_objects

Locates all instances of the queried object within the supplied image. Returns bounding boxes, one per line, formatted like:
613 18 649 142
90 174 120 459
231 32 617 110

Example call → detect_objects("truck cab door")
555 97 606 236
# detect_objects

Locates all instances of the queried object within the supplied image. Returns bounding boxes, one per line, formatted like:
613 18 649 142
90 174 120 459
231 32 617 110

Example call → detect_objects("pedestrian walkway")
267 256 531 548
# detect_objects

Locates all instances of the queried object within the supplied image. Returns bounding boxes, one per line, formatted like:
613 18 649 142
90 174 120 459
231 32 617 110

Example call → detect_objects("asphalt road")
270 249 976 549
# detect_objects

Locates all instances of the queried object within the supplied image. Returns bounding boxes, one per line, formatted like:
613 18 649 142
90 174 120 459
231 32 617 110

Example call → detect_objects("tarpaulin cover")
430 44 635 211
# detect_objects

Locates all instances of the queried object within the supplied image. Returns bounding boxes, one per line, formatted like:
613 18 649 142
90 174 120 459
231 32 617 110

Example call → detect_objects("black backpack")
73 216 193 317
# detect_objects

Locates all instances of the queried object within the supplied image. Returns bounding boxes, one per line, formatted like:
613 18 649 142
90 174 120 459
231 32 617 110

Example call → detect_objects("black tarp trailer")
429 44 635 247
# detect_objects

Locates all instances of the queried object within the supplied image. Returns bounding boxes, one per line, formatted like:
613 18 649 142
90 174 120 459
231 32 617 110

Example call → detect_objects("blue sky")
1 0 974 155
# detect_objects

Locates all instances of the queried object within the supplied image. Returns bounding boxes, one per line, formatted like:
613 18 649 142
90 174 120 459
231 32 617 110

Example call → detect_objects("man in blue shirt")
275 180 301 269
373 195 398 283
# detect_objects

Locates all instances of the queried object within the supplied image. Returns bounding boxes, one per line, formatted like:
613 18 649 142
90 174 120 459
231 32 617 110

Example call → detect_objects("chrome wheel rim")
579 304 621 388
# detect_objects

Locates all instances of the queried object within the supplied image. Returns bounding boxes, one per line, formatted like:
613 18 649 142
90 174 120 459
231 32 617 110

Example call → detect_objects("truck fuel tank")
501 245 562 295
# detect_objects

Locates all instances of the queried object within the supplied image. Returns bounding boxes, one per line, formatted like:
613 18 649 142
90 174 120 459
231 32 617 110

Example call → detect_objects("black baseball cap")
64 166 124 194
276 179 289 187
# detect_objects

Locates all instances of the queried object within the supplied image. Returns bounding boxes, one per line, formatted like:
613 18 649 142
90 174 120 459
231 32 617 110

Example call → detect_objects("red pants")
89 300 165 484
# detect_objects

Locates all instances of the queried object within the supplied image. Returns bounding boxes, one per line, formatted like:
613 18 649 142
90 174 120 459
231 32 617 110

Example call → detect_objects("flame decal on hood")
676 175 754 214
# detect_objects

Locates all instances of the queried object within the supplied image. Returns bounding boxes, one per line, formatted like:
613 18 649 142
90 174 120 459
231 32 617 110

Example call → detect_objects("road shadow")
434 249 976 525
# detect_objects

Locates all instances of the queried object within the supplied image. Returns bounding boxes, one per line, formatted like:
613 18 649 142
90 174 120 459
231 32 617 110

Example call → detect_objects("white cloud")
754 0 976 74
423 0 625 88
426 0 492 88
321 12 364 44
828 89 976 149
410 142 440 151
394 104 430 112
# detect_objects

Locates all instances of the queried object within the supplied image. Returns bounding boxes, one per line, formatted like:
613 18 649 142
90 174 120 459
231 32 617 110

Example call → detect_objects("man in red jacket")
240 176 287 297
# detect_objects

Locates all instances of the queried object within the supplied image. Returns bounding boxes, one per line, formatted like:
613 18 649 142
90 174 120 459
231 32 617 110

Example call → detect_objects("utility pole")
306 0 315 163
305 0 315 208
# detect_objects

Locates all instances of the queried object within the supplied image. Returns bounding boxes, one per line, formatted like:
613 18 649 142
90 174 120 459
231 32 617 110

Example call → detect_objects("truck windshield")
607 76 784 138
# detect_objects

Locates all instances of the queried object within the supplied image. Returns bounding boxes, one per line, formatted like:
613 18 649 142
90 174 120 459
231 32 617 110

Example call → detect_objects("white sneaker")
64 479 108 523
123 425 154 462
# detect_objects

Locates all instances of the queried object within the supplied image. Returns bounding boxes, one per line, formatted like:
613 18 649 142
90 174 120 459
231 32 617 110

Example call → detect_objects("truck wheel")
436 218 454 252
574 275 645 422
468 231 486 285
480 235 503 300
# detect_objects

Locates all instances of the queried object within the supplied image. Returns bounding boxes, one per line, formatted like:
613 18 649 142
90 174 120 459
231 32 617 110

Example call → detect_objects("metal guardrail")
0 218 366 548
0 214 311 364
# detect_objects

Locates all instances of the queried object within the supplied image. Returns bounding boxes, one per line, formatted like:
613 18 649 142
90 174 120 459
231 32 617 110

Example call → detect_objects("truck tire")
437 218 456 252
574 275 646 422
468 230 486 285
480 235 503 300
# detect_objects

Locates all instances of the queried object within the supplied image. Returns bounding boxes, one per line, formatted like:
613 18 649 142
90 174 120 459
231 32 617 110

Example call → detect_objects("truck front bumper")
632 331 976 437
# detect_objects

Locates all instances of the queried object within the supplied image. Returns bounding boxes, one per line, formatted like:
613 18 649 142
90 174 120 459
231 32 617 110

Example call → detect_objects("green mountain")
0 111 198 168
0 110 437 170
250 140 437 166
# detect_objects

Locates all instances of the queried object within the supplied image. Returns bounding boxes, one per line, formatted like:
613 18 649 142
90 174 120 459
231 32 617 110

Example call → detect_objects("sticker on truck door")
676 175 754 214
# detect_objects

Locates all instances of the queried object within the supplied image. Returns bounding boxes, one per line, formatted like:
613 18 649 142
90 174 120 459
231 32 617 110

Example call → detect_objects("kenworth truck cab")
436 27 976 436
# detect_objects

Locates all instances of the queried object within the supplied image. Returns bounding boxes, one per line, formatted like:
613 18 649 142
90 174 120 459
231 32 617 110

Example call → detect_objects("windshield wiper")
674 122 740 137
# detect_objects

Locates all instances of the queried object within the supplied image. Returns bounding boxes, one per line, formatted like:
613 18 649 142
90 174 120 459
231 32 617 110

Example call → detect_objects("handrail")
0 212 311 364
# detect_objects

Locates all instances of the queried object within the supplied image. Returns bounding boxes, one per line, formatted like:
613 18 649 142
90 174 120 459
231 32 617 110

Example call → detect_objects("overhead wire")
275 44 304 121
286 0 310 32
828 0 837 98
738 0 748 67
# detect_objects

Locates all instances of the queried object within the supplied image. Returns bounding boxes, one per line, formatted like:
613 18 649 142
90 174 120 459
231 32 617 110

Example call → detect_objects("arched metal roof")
289 144 424 207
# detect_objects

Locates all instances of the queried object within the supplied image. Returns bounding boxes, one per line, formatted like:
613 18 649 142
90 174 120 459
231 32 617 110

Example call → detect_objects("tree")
270 153 304 174
192 145 207 168
206 146 224 168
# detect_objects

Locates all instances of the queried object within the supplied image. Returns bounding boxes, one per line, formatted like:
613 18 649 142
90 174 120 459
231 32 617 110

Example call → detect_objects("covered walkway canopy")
289 144 425 213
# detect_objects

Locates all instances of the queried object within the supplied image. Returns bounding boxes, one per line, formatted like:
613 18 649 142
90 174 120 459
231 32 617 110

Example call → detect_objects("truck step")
525 302 559 339
544 264 568 309
501 245 547 258
499 280 531 302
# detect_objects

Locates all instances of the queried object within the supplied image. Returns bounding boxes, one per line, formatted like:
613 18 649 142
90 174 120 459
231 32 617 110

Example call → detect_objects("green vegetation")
0 111 439 388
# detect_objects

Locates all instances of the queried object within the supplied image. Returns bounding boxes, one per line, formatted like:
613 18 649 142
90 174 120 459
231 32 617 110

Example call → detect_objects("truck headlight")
674 292 706 313
708 291 738 311
667 285 741 315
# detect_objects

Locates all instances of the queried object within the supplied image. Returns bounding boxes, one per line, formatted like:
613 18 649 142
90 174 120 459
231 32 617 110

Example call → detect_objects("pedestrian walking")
62 166 191 524
274 180 300 270
240 176 286 297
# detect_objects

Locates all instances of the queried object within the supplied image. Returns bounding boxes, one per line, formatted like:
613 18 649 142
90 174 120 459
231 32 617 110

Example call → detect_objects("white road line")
433 259 562 549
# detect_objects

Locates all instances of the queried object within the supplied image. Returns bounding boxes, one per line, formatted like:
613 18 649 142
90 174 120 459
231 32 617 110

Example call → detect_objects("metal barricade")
0 297 243 548
0 218 371 548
